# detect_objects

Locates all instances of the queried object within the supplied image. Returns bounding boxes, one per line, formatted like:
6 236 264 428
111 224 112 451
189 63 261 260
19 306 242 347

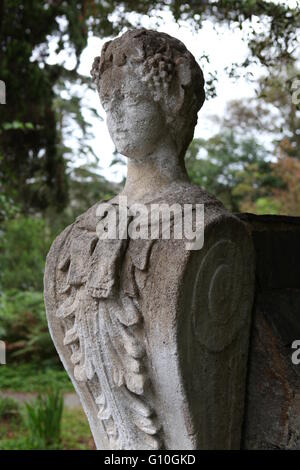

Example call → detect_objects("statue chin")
115 142 147 160
111 134 135 158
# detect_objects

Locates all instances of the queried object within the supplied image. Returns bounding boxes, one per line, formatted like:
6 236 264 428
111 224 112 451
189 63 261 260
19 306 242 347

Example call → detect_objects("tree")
272 150 300 216
0 0 118 213
209 59 300 215
0 0 299 214
185 131 280 212
0 1 68 212
45 163 119 237
0 215 51 291
222 65 300 159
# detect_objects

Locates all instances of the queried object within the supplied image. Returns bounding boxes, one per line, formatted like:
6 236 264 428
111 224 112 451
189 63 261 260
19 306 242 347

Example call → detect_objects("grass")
0 364 95 449
0 396 95 450
0 396 21 420
0 363 73 392
24 389 64 448
61 408 96 450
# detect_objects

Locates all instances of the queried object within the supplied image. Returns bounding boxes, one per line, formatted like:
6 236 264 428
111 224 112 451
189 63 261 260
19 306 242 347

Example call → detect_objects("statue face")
101 70 167 159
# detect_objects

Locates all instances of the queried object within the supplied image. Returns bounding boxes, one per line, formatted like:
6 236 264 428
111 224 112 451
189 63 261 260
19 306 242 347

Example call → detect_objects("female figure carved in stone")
44 29 255 450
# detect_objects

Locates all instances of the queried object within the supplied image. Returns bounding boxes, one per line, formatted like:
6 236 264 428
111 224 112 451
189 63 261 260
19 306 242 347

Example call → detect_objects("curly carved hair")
91 29 205 160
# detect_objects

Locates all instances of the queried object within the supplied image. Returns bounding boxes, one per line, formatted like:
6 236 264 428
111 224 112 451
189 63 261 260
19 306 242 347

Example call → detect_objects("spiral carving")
191 238 250 352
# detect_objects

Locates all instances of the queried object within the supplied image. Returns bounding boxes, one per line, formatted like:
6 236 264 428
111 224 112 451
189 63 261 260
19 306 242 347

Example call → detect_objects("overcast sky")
46 0 298 182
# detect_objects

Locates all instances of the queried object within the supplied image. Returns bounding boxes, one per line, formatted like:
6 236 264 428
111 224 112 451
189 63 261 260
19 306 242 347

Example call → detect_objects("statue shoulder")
44 200 108 312
150 181 226 211
45 198 108 267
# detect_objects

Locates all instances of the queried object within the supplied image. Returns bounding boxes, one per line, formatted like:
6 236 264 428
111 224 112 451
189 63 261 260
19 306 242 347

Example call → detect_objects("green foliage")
0 1 69 212
0 216 51 291
60 408 95 450
0 435 30 450
0 396 20 421
0 290 59 365
252 197 281 215
0 403 94 450
0 391 65 450
222 66 300 161
0 364 72 392
0 0 298 215
24 389 64 449
1 121 34 131
213 63 300 214
0 170 117 290
45 163 119 235
186 132 279 212
0 194 19 223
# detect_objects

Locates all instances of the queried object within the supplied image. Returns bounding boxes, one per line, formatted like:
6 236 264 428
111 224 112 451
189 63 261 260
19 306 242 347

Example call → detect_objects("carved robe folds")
44 188 255 450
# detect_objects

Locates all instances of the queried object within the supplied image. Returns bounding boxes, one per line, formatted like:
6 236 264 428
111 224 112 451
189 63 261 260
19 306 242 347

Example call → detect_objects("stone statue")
44 29 255 450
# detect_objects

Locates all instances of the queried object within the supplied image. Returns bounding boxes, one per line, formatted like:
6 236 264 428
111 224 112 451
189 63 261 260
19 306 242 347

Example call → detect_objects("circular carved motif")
191 238 251 352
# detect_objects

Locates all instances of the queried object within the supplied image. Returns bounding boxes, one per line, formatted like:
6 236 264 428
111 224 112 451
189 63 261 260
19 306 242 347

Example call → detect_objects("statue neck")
120 141 189 204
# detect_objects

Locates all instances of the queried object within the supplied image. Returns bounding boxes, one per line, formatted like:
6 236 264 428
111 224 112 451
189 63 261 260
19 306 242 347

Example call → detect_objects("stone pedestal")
239 214 300 449
44 204 255 450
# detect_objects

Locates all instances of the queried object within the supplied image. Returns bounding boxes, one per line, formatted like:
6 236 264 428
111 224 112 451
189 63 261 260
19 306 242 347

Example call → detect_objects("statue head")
91 29 205 162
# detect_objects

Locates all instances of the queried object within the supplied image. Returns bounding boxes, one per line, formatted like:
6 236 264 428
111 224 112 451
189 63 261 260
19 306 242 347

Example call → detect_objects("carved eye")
58 254 71 272
90 237 98 255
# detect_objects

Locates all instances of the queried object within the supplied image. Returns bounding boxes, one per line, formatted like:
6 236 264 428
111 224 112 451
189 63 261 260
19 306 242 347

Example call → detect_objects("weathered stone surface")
243 307 300 449
238 214 300 449
257 289 300 347
44 29 256 450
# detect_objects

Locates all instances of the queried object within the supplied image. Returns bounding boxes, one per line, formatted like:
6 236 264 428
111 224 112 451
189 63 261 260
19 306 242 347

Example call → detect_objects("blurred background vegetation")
0 0 299 449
